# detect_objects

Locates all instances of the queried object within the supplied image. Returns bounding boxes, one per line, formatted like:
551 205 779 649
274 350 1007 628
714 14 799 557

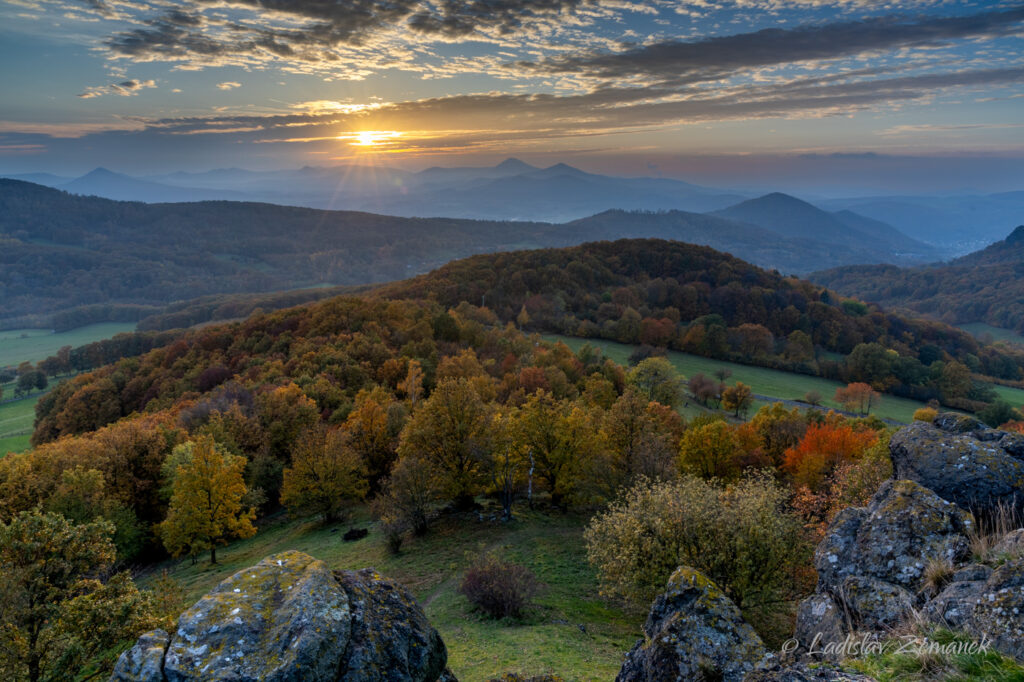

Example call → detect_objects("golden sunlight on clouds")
338 130 402 147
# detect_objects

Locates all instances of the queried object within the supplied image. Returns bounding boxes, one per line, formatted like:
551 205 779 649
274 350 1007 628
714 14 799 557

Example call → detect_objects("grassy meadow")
144 506 639 682
0 323 137 368
0 389 37 455
959 322 1024 346
545 334 929 423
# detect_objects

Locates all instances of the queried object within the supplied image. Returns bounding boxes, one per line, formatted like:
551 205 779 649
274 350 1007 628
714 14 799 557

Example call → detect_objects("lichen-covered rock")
162 550 351 681
955 556 1024 660
890 417 1024 517
110 551 447 682
797 480 974 653
616 567 769 682
814 480 973 592
109 630 170 682
991 528 1024 560
839 576 913 630
793 593 847 653
336 568 448 681
744 662 875 681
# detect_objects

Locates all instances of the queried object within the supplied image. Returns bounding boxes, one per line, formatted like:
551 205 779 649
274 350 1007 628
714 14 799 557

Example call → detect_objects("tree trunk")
210 545 217 564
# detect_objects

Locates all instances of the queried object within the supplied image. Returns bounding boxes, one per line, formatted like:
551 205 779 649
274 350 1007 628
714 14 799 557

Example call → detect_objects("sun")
342 130 401 147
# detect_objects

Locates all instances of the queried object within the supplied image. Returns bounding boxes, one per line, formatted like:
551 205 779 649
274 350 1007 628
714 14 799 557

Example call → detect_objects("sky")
1 0 1023 193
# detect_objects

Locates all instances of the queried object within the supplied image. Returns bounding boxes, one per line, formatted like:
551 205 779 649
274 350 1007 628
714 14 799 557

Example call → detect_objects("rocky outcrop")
890 415 1024 517
925 556 1024 660
795 480 974 652
616 567 770 682
111 551 448 682
745 663 873 681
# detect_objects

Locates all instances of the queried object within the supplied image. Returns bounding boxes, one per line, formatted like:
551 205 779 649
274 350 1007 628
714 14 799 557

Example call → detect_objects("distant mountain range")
811 225 1024 334
6 159 1020 255
0 177 942 330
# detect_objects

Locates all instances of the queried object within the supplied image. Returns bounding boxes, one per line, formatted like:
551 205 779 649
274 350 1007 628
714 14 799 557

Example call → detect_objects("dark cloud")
97 0 599 65
525 6 1024 83
408 0 595 37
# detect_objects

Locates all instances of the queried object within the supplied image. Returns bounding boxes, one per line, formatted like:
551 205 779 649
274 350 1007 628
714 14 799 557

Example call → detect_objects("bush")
584 473 811 615
458 555 539 619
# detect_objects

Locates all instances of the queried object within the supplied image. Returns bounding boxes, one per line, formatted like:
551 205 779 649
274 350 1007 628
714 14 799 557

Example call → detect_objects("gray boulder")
796 480 974 652
616 567 770 682
111 551 448 682
815 479 973 592
744 663 874 681
890 416 1024 517
927 556 1024 660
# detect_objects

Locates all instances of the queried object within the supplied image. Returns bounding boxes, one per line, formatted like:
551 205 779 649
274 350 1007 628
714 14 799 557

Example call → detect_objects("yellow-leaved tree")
280 424 367 522
158 435 256 564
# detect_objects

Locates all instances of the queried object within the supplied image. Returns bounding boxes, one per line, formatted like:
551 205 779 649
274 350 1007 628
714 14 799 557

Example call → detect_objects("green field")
0 323 137 368
959 322 1024 346
545 335 929 423
0 392 37 455
144 507 639 682
992 383 1024 410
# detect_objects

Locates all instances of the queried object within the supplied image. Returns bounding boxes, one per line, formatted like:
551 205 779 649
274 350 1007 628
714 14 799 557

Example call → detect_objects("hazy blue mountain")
713 192 938 263
0 172 73 187
818 193 1024 253
61 168 250 203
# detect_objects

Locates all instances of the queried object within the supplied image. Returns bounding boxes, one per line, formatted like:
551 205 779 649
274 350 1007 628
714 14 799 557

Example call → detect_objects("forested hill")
811 226 1024 334
381 239 1024 405
0 179 939 330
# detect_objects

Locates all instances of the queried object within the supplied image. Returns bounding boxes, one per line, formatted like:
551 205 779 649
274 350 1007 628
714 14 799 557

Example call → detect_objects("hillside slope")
0 180 924 329
811 226 1024 333
712 192 937 262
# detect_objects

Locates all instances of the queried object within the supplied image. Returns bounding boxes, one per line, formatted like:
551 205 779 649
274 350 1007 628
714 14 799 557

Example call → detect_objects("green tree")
0 511 155 682
679 419 740 480
280 425 367 522
397 378 490 509
157 435 256 564
627 357 683 408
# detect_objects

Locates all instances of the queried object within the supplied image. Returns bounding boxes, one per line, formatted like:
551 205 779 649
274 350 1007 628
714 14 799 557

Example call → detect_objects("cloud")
77 78 156 98
89 0 610 71
524 6 1024 84
216 81 241 90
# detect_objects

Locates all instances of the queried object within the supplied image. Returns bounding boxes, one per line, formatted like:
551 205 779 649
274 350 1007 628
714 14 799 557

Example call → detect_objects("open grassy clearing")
959 322 1024 346
992 383 1024 410
545 334 929 423
143 506 638 682
0 392 38 455
0 322 137 367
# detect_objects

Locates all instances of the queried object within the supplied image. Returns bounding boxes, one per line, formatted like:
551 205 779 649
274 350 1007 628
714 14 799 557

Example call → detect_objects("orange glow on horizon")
338 130 402 147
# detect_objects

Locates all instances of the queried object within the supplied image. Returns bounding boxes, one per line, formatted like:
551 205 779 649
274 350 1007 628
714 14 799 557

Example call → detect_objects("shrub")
458 554 539 619
585 473 811 614
913 407 938 422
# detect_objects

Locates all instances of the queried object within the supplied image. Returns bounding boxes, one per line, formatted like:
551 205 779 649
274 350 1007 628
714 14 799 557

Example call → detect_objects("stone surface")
744 663 875 681
163 550 351 681
814 479 973 593
991 528 1024 560
109 630 170 682
839 576 914 630
616 567 769 682
110 551 447 682
797 480 974 654
890 416 1024 517
957 556 1024 660
336 568 448 681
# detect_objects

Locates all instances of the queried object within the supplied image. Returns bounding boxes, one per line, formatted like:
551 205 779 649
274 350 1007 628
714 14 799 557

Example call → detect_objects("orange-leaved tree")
783 422 879 493
834 382 880 415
